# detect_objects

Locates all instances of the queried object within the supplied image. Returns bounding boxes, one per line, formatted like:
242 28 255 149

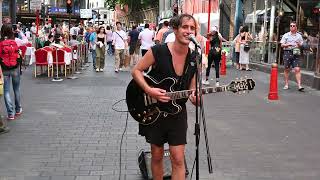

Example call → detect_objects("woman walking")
0 24 22 120
202 26 227 86
106 26 114 56
95 26 107 72
239 26 253 71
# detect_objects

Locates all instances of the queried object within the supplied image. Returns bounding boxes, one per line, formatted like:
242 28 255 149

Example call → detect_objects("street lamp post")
0 0 3 28
10 0 17 24
261 0 268 63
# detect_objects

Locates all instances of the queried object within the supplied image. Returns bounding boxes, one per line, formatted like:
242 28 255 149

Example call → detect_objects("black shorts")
235 52 240 63
283 50 300 69
129 42 139 55
139 107 188 146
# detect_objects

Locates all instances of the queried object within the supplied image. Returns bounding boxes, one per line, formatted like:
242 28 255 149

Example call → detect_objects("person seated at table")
69 35 80 47
14 28 28 47
53 33 65 46
43 34 54 47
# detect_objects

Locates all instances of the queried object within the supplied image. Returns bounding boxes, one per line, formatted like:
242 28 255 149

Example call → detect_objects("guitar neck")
166 86 228 100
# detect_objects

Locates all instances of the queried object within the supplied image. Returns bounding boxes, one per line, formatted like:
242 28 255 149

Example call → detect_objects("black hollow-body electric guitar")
126 75 255 125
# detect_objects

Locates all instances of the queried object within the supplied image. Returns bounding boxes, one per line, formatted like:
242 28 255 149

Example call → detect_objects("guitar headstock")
227 77 255 93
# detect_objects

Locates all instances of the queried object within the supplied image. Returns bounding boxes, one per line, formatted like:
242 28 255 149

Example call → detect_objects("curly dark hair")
97 26 106 34
171 14 197 34
240 25 249 33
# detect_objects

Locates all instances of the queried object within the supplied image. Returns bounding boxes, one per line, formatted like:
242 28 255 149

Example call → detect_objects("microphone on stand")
188 34 201 48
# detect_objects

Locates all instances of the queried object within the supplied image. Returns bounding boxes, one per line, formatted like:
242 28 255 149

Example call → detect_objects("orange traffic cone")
220 51 226 75
268 63 279 100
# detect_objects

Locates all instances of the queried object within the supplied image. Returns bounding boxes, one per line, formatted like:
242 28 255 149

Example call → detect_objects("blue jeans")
3 68 21 117
107 41 114 55
91 49 96 68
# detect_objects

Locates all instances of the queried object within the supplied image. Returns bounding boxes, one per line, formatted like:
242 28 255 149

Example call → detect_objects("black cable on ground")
111 99 130 180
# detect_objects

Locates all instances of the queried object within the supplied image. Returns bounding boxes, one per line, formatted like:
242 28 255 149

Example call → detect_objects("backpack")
0 39 20 69
85 32 91 43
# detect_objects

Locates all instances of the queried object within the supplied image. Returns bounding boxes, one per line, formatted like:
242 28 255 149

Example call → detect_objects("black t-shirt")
43 40 51 47
148 43 197 105
128 29 139 44
139 43 197 137
210 34 221 49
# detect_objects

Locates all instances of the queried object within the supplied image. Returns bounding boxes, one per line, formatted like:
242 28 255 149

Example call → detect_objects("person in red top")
0 24 22 121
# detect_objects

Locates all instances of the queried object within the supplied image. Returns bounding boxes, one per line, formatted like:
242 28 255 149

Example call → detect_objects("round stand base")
52 77 63 82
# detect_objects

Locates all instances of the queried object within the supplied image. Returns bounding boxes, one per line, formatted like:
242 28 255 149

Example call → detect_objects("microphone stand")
193 44 213 180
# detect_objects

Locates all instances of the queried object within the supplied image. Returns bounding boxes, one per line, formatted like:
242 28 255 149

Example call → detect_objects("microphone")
188 34 201 47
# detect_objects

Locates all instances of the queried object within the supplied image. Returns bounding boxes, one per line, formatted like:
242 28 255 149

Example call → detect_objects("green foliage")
105 0 158 10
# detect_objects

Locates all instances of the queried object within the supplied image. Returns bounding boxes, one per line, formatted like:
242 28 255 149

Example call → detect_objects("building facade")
241 0 319 89
1 0 85 26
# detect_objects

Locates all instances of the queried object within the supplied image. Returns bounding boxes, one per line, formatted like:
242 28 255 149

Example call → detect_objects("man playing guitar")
131 14 199 180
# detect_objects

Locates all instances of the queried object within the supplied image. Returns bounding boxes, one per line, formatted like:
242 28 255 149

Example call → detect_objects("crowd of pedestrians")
0 14 314 135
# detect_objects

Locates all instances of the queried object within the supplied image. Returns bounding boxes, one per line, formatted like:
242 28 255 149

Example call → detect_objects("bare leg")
284 68 290 86
294 67 302 88
169 145 186 180
151 144 164 180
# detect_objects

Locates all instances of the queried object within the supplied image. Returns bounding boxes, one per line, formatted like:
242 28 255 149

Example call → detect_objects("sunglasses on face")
290 25 296 27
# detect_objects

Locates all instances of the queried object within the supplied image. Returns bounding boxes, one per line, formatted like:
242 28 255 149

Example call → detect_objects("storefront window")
2 0 10 17
17 0 29 13
297 1 319 72
245 0 319 74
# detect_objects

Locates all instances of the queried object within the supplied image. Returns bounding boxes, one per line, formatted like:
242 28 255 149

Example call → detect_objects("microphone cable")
111 99 130 180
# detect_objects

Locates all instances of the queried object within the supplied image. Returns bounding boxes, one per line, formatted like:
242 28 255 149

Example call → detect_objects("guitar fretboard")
166 86 228 100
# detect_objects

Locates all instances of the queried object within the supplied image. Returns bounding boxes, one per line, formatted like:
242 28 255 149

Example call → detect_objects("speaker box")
138 149 189 180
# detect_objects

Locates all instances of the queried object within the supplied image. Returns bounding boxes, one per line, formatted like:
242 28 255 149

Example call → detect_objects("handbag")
244 43 250 52
293 47 301 56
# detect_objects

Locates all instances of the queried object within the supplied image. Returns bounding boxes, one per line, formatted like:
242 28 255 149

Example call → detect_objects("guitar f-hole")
163 112 168 117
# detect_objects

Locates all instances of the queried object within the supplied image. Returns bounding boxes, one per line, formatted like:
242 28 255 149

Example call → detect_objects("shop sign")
48 7 80 14
80 9 93 18
30 0 42 10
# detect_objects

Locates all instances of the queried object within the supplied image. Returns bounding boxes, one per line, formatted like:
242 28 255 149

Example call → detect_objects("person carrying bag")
0 24 23 121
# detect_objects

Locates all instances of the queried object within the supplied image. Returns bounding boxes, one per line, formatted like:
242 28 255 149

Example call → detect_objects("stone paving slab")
0 54 319 180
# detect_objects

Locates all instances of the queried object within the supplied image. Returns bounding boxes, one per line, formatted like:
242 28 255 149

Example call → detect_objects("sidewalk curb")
250 62 320 90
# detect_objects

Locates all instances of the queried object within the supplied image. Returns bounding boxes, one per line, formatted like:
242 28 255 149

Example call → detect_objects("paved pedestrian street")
0 55 320 180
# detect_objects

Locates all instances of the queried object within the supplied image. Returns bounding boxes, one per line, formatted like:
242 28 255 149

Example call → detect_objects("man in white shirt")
30 22 37 46
70 24 80 36
280 21 304 91
112 22 128 72
138 23 154 57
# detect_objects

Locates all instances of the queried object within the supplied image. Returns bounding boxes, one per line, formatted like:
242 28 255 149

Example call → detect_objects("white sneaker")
96 68 100 72
115 68 119 73
119 68 123 71
215 81 220 87
100 68 104 72
283 85 289 90
202 80 210 85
